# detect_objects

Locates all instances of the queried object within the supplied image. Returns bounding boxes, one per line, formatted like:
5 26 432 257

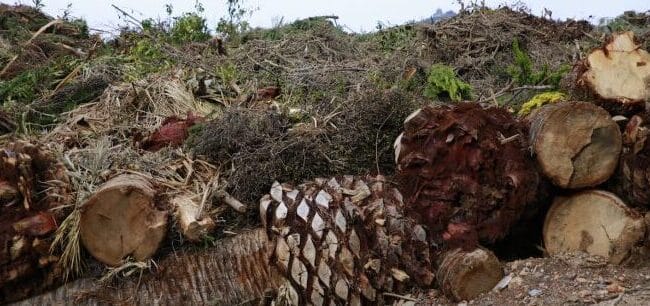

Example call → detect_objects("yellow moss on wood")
518 92 567 116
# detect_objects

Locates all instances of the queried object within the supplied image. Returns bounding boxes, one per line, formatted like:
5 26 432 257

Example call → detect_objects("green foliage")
0 68 50 103
598 11 649 33
66 18 90 38
249 17 344 42
597 12 650 50
125 38 175 80
0 56 79 105
215 62 239 84
31 0 45 10
170 13 211 43
423 64 472 101
216 0 252 44
374 23 417 52
507 38 569 87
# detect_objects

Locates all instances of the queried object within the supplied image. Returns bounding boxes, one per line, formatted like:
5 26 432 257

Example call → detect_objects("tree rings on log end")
543 190 645 264
79 174 167 266
530 101 621 189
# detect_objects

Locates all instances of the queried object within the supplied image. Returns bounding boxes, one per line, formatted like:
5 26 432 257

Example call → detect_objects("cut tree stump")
529 101 622 189
436 247 504 302
79 174 167 266
16 229 281 305
395 103 539 250
171 194 215 242
543 190 645 264
569 31 650 116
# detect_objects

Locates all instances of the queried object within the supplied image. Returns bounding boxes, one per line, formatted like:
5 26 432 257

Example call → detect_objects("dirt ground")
416 253 650 305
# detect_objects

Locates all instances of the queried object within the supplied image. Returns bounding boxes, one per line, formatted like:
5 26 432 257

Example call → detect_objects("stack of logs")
261 30 650 302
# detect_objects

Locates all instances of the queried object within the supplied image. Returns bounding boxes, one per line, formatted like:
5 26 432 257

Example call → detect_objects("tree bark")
0 141 72 303
565 31 650 116
543 190 645 264
261 175 435 305
79 174 167 266
618 113 650 207
14 229 281 305
395 103 539 250
529 101 622 189
436 247 504 302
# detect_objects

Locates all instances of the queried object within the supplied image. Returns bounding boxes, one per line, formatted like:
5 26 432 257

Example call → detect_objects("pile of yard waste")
1 3 650 305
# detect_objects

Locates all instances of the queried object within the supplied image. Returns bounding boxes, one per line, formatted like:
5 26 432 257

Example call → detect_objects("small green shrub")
170 13 211 43
423 64 472 101
251 17 343 42
125 39 174 80
507 38 569 87
0 69 49 103
215 63 239 84
374 23 417 52
216 0 252 44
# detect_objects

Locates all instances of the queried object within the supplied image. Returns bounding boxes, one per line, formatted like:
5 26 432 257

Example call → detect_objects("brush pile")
2 3 650 306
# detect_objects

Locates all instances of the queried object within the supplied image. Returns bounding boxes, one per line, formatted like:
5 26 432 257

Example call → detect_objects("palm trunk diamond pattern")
261 175 435 305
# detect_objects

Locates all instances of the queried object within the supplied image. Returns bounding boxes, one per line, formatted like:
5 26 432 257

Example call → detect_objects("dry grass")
44 71 225 278
419 7 592 103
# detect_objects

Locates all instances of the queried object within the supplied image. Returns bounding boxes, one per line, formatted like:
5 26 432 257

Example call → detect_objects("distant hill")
421 8 457 24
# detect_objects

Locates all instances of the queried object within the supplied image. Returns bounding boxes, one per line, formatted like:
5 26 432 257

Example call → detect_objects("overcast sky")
8 0 650 33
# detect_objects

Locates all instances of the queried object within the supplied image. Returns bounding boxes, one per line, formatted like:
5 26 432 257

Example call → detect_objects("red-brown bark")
395 102 539 251
0 141 71 303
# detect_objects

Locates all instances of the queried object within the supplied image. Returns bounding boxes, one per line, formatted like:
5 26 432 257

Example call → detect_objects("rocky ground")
417 253 650 305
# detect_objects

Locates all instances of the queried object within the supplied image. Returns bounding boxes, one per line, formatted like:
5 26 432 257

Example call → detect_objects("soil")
418 253 650 305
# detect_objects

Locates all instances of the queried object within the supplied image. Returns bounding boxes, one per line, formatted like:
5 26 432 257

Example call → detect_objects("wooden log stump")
565 31 650 116
79 174 167 266
395 103 539 250
436 247 504 302
172 194 215 242
529 101 622 189
543 190 645 264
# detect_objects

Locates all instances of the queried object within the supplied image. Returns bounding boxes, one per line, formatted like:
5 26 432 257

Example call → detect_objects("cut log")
570 31 650 116
395 103 539 250
79 174 167 266
543 190 645 264
16 229 281 305
436 247 504 302
618 113 650 207
529 101 622 189
0 141 72 303
216 189 247 213
261 175 435 305
171 194 215 242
